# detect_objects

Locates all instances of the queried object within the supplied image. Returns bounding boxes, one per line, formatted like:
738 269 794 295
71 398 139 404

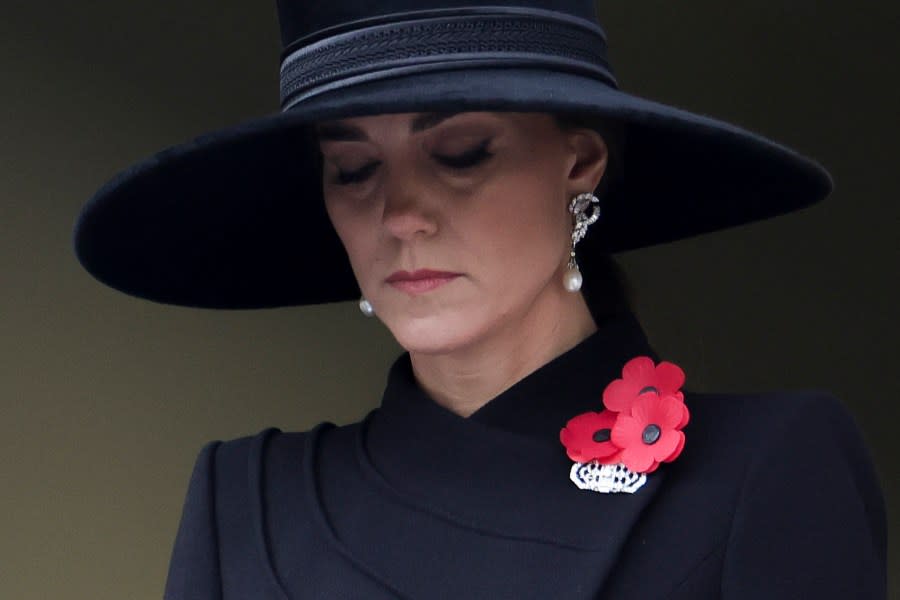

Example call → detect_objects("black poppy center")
642 424 662 444
639 385 659 395
592 428 611 443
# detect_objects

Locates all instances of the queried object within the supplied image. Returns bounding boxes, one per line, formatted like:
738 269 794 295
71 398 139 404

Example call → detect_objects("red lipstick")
386 269 461 294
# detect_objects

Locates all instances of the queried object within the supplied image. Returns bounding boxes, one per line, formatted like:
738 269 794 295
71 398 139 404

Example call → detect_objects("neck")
408 290 598 418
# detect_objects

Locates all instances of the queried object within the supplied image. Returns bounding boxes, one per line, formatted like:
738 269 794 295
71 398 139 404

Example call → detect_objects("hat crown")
275 0 600 49
275 1 614 111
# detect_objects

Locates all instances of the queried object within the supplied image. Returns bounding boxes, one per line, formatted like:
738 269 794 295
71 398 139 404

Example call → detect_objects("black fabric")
275 1 600 49
164 312 887 599
279 8 616 108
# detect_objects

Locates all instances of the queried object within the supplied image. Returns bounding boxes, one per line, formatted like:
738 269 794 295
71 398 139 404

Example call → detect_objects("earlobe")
566 130 609 195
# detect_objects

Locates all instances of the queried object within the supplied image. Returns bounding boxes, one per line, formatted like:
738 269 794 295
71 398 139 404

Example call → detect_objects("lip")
386 269 462 295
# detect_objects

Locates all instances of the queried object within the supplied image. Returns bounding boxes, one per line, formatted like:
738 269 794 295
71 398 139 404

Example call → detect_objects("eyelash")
331 140 493 185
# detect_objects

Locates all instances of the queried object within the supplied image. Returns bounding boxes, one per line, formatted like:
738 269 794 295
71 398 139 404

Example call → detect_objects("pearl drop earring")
564 192 601 293
358 297 375 317
563 261 583 292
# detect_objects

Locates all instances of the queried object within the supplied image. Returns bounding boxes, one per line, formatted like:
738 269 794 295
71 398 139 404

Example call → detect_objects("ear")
563 128 609 198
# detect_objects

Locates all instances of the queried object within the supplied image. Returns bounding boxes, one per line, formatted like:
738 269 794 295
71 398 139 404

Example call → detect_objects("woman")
73 2 887 599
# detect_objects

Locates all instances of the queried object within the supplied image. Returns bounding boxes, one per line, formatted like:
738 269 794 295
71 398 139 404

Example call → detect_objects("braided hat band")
280 8 616 109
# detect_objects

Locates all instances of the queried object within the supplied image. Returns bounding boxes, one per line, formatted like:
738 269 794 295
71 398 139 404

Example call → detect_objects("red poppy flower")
610 393 687 474
602 356 686 413
559 410 622 463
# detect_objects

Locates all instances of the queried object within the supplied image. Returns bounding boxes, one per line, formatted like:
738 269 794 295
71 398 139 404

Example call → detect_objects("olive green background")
2 1 897 598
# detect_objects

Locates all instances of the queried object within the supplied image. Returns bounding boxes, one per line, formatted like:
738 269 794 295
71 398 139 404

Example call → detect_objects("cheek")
464 171 569 290
324 197 378 279
500 156 568 242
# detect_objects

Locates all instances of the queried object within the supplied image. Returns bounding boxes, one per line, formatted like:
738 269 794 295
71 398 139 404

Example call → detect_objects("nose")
380 170 438 241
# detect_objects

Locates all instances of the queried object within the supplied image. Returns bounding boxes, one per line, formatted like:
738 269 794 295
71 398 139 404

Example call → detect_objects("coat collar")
357 310 666 562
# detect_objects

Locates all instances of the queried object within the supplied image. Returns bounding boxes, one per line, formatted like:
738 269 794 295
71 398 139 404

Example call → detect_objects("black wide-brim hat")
73 1 832 309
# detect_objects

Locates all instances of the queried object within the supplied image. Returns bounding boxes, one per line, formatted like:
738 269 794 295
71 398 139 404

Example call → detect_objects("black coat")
164 313 887 599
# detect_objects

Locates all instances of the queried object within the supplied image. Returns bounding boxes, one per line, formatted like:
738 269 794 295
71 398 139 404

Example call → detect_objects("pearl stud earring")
359 297 375 317
564 192 601 293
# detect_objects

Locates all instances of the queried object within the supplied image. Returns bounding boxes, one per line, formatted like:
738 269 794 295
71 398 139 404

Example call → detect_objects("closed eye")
333 161 379 185
330 139 493 186
434 139 493 170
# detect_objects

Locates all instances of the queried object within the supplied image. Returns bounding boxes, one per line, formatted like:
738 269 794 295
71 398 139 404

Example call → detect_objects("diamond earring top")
564 193 601 292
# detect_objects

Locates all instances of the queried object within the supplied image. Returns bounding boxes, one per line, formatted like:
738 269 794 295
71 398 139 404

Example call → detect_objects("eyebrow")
314 112 463 142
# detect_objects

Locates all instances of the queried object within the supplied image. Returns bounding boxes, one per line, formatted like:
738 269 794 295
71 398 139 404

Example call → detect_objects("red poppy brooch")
559 356 690 494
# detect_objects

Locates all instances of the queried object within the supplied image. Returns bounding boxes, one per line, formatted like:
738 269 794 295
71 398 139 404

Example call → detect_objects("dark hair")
552 112 635 324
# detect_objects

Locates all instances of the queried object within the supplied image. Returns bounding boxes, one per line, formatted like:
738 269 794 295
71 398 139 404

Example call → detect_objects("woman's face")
316 111 607 354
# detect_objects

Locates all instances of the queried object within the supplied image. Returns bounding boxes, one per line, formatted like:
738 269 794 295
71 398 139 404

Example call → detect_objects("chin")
385 312 485 355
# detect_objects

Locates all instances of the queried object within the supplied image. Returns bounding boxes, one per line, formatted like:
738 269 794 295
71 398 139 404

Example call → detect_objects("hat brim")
74 67 832 308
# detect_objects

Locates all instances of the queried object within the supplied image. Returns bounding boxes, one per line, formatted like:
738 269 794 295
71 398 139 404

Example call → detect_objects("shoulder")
686 388 882 473
166 422 362 599
674 388 885 543
685 386 855 424
194 419 363 489
171 422 361 552
178 415 367 501
683 387 870 455
680 388 881 492
681 390 888 596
